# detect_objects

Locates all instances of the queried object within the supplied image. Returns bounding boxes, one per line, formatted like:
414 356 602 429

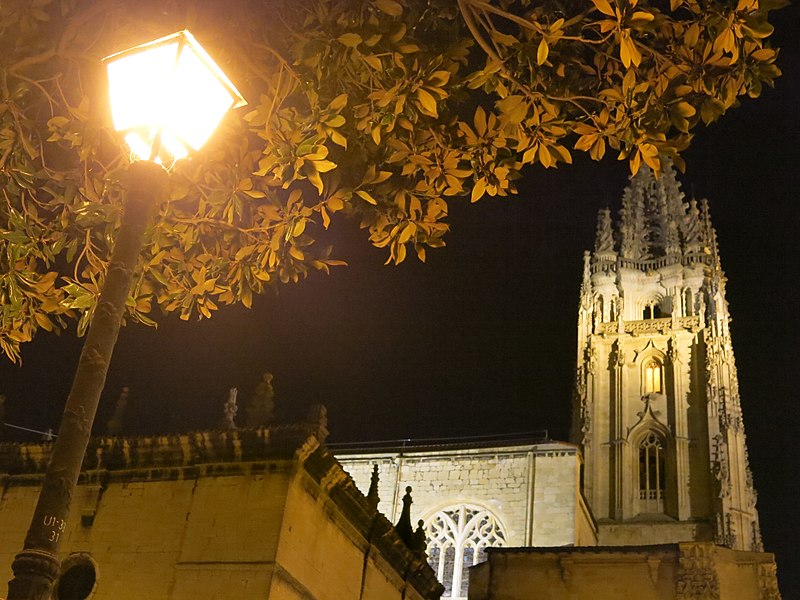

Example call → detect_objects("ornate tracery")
638 430 666 513
424 504 506 599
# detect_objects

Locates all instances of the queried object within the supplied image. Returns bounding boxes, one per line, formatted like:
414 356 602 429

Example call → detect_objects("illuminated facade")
343 165 781 598
573 164 762 551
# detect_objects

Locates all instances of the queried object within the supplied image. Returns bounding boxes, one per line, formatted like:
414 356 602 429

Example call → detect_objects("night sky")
1 4 799 594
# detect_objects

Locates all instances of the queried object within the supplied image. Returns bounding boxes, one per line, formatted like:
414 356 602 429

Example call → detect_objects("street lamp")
7 31 245 600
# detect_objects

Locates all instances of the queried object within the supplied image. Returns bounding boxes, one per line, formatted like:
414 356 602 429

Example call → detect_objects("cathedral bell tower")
573 164 762 551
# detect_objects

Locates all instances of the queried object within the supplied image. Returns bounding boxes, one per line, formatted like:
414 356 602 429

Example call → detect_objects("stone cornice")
302 446 444 598
0 423 322 480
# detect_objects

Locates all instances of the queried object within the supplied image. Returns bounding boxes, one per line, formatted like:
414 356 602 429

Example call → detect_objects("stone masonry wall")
337 442 582 547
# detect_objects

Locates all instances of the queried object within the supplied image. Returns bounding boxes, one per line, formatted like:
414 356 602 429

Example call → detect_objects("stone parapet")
468 542 781 600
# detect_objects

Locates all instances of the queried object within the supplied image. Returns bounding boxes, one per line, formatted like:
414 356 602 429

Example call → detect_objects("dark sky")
2 4 799 594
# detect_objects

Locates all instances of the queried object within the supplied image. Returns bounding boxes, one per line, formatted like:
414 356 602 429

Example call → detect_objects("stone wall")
467 542 781 600
0 428 442 600
336 441 585 548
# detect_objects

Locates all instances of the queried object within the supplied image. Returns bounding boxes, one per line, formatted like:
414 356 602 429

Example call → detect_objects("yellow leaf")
474 106 487 136
398 222 416 244
630 149 642 174
537 39 549 66
539 144 553 168
338 33 362 47
590 138 606 161
330 130 348 148
416 88 438 117
471 178 487 203
428 70 451 86
630 11 654 23
591 0 616 17
374 171 393 184
356 190 378 205
575 133 597 152
314 159 337 173
620 31 642 67
750 48 776 61
35 312 54 332
550 144 572 164
496 95 528 125
675 101 696 117
376 0 403 16
363 54 383 71
685 23 700 48
329 93 348 111
241 286 253 309
307 170 324 195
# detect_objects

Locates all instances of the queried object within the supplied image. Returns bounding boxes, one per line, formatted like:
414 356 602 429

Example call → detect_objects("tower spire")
574 166 762 552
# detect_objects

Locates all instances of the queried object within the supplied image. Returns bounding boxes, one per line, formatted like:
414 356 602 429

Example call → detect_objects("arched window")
425 504 506 599
638 431 666 513
644 359 663 394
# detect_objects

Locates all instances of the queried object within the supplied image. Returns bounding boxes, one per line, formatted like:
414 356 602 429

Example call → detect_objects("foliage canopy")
0 0 784 360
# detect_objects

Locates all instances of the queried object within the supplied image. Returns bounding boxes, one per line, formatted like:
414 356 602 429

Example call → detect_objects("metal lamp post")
7 31 245 600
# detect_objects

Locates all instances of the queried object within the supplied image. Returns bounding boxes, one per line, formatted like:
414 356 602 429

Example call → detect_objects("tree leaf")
376 0 403 16
416 88 438 117
356 190 378 205
537 39 549 65
338 33 362 47
591 0 616 17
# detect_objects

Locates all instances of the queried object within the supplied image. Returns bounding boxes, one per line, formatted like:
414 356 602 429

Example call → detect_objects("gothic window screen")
638 431 666 513
644 359 663 394
425 504 507 599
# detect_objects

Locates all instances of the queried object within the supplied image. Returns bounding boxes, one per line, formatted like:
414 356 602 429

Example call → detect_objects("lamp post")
7 31 245 600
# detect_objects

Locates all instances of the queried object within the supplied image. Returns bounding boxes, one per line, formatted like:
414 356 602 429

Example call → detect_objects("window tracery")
638 431 666 513
425 504 506 599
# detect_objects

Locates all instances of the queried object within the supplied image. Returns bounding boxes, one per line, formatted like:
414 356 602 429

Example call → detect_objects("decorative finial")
246 371 275 428
219 388 238 430
594 208 614 255
306 404 329 443
395 486 415 549
413 519 428 556
619 173 648 260
367 463 380 510
107 386 130 436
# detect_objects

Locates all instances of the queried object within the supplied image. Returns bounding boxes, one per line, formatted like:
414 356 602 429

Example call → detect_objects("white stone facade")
573 164 762 551
335 440 594 599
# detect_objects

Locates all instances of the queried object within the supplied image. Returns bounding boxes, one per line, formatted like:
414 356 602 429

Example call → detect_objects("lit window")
638 431 666 513
644 359 663 394
425 505 506 599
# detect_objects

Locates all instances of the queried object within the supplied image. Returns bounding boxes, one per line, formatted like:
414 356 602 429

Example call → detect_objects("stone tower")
573 164 762 551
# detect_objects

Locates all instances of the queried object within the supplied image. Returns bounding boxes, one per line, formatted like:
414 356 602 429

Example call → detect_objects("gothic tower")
573 164 762 551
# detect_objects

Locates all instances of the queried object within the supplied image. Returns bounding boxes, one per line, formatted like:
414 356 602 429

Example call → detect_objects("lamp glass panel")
106 42 180 133
166 44 237 151
105 31 245 162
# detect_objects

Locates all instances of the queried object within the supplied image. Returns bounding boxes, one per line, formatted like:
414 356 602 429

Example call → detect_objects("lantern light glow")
104 30 246 164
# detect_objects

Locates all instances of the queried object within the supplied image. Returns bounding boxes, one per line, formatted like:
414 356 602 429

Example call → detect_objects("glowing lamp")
103 30 246 164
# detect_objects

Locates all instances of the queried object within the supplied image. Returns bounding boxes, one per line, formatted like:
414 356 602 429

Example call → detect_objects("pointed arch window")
425 504 506 599
644 359 663 394
638 431 666 513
